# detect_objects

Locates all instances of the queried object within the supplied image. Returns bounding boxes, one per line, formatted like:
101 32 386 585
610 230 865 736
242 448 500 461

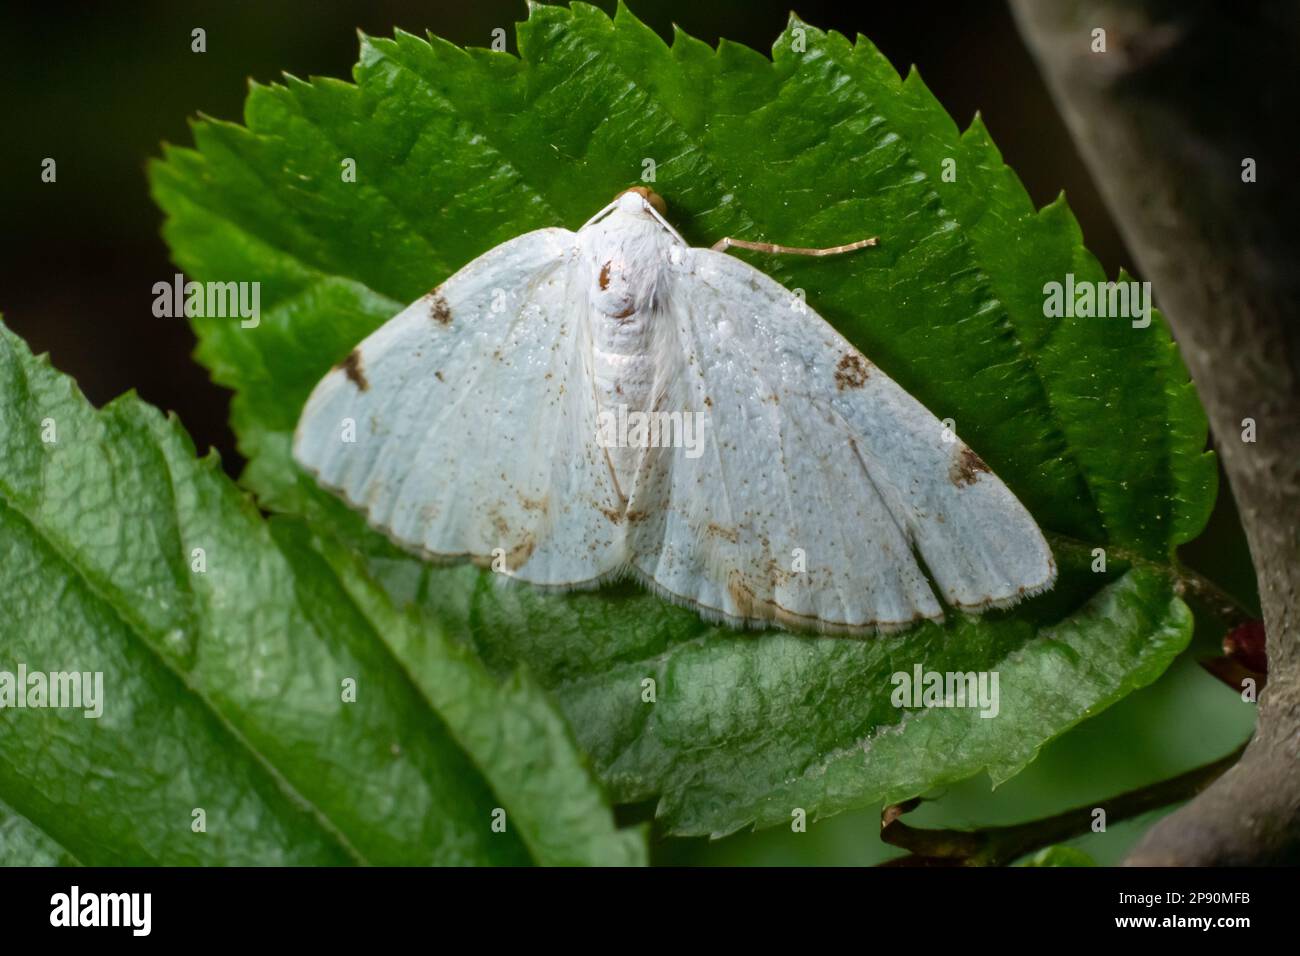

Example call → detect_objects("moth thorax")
587 214 669 320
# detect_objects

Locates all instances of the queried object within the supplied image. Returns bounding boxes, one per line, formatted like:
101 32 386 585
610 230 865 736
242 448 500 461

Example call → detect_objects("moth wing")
627 247 1054 633
293 227 625 586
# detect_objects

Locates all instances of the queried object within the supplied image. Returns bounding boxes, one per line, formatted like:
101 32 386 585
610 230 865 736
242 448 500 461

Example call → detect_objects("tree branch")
1009 0 1300 865
881 744 1246 865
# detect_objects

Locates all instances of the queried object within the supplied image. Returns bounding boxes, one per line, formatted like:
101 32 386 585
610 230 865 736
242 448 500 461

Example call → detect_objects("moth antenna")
711 235 879 256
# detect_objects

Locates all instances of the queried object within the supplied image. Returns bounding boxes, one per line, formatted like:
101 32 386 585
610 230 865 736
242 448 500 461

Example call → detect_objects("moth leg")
710 235 878 256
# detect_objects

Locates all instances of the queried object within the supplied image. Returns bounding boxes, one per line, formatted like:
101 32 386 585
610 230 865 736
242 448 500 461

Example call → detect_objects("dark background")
0 0 1258 865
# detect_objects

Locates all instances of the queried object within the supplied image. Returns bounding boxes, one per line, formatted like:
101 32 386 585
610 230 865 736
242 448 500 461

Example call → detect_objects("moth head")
615 186 668 217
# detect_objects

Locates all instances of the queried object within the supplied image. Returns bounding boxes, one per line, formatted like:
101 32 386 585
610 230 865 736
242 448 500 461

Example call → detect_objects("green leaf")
0 798 79 867
148 3 1214 836
0 322 643 866
1022 845 1097 867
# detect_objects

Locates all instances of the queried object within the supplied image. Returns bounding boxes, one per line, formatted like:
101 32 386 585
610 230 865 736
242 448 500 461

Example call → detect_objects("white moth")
294 187 1055 634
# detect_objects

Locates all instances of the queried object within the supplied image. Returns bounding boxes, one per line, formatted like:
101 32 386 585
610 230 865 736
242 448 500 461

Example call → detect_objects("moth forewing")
293 226 627 585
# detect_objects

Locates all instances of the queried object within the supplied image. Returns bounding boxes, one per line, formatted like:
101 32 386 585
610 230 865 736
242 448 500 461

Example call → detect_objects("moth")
294 187 1055 634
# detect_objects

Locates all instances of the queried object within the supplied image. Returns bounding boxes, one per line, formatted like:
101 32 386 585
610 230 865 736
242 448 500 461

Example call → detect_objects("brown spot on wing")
335 349 369 391
706 522 739 544
518 494 549 514
427 291 452 325
598 261 612 290
950 446 991 486
835 352 870 390
507 534 537 568
727 572 757 618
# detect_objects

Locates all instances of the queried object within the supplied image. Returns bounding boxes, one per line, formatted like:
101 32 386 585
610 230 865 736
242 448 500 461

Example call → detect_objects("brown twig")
1043 532 1254 631
1175 567 1254 631
880 743 1247 866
